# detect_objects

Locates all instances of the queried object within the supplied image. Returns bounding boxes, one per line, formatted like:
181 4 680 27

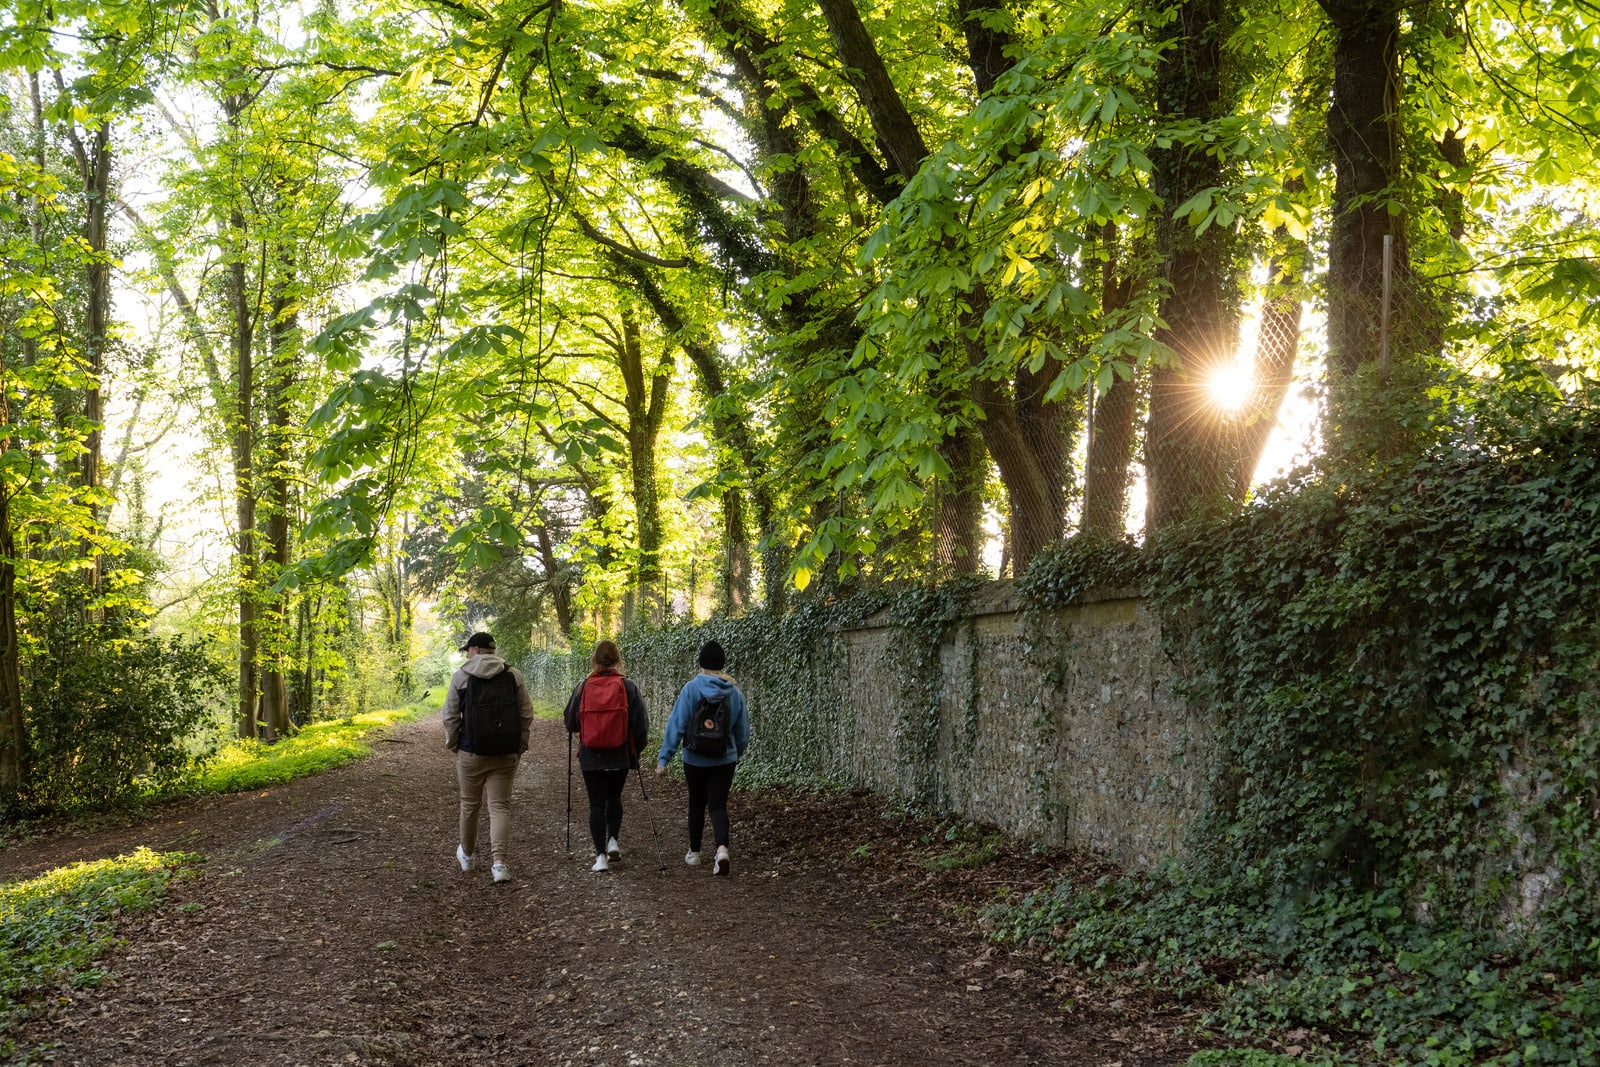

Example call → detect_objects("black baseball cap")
459 631 496 652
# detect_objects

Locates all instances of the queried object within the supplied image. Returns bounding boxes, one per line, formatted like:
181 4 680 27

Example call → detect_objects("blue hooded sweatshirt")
658 671 749 768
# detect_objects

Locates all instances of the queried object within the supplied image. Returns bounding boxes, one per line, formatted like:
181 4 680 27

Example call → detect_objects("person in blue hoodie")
656 639 749 876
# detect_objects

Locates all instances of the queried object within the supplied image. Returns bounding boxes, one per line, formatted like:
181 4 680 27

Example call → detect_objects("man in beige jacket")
443 631 534 883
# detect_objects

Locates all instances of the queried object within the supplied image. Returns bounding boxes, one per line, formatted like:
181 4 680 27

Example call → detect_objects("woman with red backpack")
563 640 649 872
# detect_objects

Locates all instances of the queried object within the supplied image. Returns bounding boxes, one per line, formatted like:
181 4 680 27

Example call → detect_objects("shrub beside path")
0 713 1198 1065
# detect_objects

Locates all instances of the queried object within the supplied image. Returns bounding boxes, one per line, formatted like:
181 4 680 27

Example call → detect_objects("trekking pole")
565 731 573 854
635 766 667 876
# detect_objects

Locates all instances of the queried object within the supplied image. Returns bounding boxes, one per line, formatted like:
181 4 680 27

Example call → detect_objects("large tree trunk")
1084 224 1143 537
0 505 22 795
1144 0 1241 535
960 307 1062 572
230 213 259 739
0 398 24 792
259 272 296 737
80 122 111 527
1234 246 1306 500
718 487 753 613
934 417 985 576
56 86 113 598
813 0 1075 571
956 0 1014 96
617 310 671 609
1321 0 1404 380
814 0 930 182
533 524 576 637
1 74 51 792
614 260 766 613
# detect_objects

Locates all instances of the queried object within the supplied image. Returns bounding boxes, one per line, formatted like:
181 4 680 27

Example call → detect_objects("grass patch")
199 704 429 794
1 848 198 1048
917 821 1005 872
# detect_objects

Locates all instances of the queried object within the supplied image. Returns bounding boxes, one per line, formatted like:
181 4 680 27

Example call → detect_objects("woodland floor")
0 713 1207 1066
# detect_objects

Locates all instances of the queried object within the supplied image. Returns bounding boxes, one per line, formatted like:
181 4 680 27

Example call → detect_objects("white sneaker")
712 845 730 876
684 850 701 866
491 862 510 883
591 853 610 873
606 836 622 859
456 845 473 872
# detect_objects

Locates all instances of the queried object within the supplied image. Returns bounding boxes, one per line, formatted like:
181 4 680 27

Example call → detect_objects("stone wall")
826 584 1203 869
529 582 1205 870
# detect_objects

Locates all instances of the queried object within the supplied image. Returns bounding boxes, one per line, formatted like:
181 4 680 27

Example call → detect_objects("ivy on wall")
522 594 892 785
1157 400 1600 920
990 379 1600 1063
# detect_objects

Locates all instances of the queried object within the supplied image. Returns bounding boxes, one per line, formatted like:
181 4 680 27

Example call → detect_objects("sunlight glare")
1207 359 1254 412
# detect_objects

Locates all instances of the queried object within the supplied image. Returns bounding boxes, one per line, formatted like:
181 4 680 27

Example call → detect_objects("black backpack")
683 692 731 756
460 670 521 755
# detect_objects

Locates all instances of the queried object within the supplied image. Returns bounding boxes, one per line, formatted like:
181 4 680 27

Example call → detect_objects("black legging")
683 761 736 852
581 768 628 855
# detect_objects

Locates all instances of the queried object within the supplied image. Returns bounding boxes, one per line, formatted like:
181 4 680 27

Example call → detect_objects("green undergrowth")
1186 1052 1309 1067
986 865 1600 1064
530 698 563 721
1 848 198 1052
199 703 430 794
916 820 1006 872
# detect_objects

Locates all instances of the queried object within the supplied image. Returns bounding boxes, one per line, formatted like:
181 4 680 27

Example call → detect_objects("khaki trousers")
456 751 520 865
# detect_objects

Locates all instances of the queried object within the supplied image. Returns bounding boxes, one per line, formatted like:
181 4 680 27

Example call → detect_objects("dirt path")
1 714 1198 1066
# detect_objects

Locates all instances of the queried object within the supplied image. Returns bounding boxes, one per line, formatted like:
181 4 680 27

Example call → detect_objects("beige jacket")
442 654 535 753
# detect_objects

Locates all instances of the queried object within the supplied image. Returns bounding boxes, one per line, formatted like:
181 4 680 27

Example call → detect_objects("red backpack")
579 673 630 750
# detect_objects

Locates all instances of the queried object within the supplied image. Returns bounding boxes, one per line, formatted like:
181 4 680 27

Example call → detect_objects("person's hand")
655 763 667 777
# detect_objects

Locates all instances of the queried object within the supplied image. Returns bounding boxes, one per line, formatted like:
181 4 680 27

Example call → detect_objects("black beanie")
698 640 726 671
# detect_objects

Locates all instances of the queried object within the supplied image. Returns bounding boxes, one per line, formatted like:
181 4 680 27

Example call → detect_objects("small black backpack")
461 671 521 755
683 692 731 756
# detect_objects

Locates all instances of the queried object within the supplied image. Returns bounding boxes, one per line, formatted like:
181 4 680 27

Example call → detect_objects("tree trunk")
617 310 671 606
80 122 111 528
934 417 985 576
0 412 25 792
705 0 819 242
1016 357 1076 536
615 260 766 613
955 0 1014 96
1 74 49 791
56 84 114 598
259 272 296 737
960 307 1061 572
1321 0 1404 380
1144 0 1240 535
230 214 259 739
292 595 313 720
719 487 753 613
814 0 931 182
1084 224 1143 537
532 523 576 637
1234 246 1305 500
